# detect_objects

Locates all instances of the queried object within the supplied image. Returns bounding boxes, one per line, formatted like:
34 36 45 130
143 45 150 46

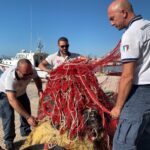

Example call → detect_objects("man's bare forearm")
34 76 43 92
39 65 50 73
115 74 133 110
8 96 30 119
38 62 50 73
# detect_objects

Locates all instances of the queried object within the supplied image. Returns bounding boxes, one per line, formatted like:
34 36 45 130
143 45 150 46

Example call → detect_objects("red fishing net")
37 41 121 149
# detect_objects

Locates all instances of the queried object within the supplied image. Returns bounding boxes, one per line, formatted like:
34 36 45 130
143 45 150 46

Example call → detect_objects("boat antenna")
30 4 33 50
36 40 44 52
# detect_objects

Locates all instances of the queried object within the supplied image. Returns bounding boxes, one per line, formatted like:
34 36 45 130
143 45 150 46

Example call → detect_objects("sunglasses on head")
60 44 69 48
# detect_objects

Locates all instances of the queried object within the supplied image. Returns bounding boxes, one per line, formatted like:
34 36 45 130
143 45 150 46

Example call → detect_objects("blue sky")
0 0 150 57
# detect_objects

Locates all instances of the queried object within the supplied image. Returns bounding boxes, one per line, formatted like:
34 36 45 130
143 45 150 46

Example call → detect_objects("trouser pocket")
115 119 142 145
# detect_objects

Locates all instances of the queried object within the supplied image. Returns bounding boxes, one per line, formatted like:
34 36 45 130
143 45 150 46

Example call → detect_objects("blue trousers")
113 85 150 150
0 92 31 145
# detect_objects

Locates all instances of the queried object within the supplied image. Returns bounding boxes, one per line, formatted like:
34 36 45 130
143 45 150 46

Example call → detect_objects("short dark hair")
58 37 68 44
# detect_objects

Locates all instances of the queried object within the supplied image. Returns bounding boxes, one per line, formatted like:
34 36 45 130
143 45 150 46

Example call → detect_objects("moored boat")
0 49 48 78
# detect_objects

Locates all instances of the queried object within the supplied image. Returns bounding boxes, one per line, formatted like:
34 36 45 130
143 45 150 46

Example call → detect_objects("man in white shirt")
108 0 150 150
38 37 80 72
0 59 43 150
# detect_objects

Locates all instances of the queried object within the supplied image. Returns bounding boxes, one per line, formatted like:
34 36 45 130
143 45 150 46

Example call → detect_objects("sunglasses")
18 71 33 79
22 72 33 77
60 44 69 48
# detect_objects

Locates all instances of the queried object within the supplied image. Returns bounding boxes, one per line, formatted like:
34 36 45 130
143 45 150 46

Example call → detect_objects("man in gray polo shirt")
0 59 43 150
38 37 80 72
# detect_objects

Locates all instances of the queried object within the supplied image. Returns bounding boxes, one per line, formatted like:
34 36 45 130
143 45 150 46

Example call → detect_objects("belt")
133 84 150 87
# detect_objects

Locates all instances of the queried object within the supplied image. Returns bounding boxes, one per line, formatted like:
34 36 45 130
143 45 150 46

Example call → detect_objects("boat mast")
36 40 44 52
30 4 33 51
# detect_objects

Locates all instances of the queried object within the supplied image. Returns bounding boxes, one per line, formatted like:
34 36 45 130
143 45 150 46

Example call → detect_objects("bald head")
17 59 32 68
108 0 133 13
107 0 135 30
17 59 33 77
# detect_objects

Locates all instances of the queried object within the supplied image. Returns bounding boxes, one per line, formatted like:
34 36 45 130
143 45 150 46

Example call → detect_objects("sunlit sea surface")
103 65 122 73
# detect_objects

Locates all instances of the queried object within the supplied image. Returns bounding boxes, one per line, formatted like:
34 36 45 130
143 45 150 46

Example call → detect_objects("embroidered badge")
56 60 61 64
122 45 129 52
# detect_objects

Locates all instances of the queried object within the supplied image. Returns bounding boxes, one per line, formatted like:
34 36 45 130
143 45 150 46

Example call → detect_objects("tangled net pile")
35 59 117 149
40 58 112 131
22 41 120 150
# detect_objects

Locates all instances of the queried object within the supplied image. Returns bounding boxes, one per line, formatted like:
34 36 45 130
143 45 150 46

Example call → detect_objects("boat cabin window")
16 54 27 59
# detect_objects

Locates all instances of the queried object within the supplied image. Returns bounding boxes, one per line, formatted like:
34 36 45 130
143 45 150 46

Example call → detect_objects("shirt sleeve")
5 75 16 92
45 55 53 65
120 30 140 63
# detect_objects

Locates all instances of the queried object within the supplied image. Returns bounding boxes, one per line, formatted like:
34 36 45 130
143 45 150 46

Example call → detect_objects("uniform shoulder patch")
121 45 129 52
